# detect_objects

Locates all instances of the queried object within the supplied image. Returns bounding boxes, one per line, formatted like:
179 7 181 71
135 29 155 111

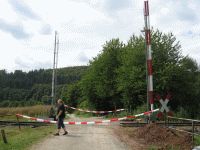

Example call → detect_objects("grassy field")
0 125 55 150
195 135 200 145
0 105 55 150
0 105 52 117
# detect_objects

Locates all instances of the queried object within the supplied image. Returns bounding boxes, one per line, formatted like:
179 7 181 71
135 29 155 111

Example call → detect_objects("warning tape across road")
64 105 125 114
16 109 159 125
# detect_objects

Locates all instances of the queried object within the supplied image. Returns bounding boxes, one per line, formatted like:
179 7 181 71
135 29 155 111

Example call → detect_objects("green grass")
148 145 158 150
0 125 55 150
74 111 93 118
0 115 29 121
195 135 200 145
0 105 51 117
148 145 181 150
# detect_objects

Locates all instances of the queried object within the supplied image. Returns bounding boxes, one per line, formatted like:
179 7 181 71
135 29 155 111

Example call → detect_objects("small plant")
194 135 200 145
148 145 158 150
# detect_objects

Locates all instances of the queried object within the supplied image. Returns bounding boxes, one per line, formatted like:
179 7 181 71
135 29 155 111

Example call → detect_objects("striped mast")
144 0 154 111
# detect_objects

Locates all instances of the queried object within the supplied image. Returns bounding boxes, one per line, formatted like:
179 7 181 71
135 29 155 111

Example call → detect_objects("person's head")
57 99 64 105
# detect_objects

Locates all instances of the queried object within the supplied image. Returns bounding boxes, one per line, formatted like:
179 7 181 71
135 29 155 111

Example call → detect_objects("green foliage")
195 135 200 146
0 66 88 107
77 29 200 118
117 35 146 109
81 39 124 110
61 82 82 111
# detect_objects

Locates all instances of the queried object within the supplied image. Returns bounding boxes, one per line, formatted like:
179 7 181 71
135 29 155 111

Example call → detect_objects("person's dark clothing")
57 117 65 129
57 104 66 129
57 104 65 119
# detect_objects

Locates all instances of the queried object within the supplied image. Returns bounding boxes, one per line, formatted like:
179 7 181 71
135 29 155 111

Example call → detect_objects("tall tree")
81 39 124 110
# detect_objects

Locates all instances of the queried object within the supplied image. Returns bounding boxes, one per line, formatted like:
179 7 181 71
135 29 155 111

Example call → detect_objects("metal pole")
16 115 21 130
144 0 154 111
192 121 194 146
55 34 59 101
51 31 57 106
167 115 169 127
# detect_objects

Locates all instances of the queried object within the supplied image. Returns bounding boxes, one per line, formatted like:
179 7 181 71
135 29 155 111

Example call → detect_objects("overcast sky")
0 0 199 72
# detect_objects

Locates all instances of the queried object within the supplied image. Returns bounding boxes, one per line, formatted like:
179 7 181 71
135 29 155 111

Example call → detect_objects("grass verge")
0 105 51 117
0 125 54 150
195 135 200 146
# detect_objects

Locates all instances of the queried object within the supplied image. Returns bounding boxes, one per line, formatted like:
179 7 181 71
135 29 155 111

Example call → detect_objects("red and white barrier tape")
16 109 159 125
65 105 125 114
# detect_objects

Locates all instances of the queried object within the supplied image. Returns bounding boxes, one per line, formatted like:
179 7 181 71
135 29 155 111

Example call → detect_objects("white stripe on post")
148 75 153 91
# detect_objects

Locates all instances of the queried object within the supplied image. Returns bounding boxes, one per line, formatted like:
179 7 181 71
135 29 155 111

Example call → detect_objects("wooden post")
167 116 169 127
114 105 116 117
1 129 8 144
192 121 194 146
16 115 21 130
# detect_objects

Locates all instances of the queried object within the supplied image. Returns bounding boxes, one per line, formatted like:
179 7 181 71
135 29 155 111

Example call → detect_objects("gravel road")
29 115 129 150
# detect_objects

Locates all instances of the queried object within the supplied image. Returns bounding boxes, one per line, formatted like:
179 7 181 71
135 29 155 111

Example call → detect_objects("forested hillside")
0 66 88 107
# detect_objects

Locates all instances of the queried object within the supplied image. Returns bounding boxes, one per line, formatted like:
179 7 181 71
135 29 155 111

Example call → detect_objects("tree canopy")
0 66 88 107
77 30 200 117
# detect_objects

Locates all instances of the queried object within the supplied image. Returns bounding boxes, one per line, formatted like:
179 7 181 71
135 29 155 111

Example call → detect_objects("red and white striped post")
144 0 154 111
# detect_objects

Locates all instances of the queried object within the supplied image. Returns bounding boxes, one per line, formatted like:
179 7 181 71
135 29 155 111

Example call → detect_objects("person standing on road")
54 99 68 136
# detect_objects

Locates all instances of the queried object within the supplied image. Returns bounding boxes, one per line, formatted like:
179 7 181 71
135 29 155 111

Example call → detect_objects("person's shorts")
57 118 65 129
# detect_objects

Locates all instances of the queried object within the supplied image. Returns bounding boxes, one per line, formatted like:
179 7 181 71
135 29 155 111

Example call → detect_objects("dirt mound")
135 123 192 150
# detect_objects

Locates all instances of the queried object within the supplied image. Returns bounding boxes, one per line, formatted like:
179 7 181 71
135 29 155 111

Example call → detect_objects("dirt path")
29 115 129 150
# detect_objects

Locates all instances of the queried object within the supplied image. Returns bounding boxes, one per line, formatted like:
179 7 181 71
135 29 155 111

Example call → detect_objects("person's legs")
60 118 68 135
54 118 61 136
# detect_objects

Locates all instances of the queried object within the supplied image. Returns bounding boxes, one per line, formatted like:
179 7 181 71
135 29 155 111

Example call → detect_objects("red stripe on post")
147 60 153 75
81 122 87 125
145 30 151 45
144 1 149 16
148 91 154 104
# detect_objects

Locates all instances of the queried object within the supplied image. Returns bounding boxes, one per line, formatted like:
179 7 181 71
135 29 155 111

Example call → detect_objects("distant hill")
0 66 88 107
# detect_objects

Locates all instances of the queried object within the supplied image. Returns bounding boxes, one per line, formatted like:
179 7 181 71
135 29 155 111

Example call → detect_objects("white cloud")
0 19 31 39
8 0 41 20
77 51 89 63
0 0 199 72
14 57 52 71
39 24 52 35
